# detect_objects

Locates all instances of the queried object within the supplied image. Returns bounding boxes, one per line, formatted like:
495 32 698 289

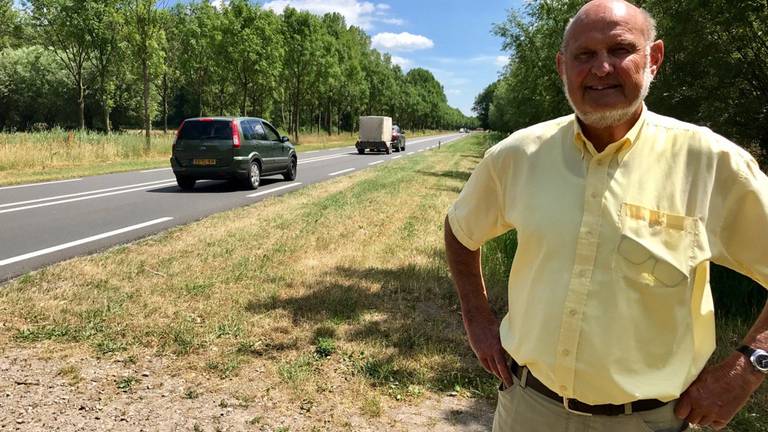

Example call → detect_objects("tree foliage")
3 1 476 138
486 0 767 162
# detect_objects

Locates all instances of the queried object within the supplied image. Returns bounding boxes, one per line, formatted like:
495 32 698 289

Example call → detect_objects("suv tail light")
232 120 240 148
173 120 185 151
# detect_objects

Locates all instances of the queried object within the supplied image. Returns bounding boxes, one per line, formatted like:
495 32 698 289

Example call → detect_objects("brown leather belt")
509 359 669 416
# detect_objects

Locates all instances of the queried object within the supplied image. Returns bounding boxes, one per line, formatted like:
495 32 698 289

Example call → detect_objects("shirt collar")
573 104 647 163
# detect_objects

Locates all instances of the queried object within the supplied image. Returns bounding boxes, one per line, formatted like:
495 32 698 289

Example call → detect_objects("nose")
590 52 613 77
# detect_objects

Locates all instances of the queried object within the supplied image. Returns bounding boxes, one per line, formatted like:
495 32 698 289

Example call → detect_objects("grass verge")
0 133 495 427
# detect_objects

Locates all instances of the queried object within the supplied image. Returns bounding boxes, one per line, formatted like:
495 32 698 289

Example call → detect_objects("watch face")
757 354 768 370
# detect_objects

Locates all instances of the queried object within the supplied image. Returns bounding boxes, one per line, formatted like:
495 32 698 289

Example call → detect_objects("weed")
56 365 82 385
206 357 241 379
278 355 315 385
361 395 382 417
314 337 336 358
183 387 200 399
14 325 73 342
215 319 243 338
116 376 138 391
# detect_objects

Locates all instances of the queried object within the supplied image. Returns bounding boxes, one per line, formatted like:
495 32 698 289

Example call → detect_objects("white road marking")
407 152 414 155
298 153 350 165
0 217 174 266
305 150 320 153
246 182 303 198
368 160 384 166
329 168 355 176
0 181 177 215
0 178 82 191
141 168 171 173
417 149 425 153
0 179 175 209
392 156 402 159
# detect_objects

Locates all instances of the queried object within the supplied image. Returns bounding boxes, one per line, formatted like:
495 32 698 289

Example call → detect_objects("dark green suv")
170 117 297 191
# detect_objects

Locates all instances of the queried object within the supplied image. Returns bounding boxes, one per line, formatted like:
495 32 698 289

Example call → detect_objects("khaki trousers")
493 374 689 432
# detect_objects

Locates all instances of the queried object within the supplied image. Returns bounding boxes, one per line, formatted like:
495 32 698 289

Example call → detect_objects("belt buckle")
563 397 593 417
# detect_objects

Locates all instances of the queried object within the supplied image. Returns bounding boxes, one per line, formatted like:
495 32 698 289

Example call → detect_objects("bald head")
561 0 657 53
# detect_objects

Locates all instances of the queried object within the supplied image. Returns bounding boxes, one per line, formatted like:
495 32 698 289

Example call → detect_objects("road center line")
0 179 175 209
329 168 355 176
141 168 171 173
0 217 174 267
0 178 83 191
246 182 303 198
0 181 177 215
368 160 384 166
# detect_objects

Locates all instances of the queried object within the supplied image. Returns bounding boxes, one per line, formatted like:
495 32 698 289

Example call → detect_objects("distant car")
459 128 467 133
170 117 297 191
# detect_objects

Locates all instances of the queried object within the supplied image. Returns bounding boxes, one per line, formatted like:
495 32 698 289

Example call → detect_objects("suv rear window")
179 120 233 140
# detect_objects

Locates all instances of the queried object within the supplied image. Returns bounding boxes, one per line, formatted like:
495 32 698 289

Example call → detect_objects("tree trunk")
162 73 168 133
78 74 85 130
143 55 151 153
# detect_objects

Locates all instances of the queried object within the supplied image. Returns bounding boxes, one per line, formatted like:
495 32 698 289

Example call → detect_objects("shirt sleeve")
447 148 514 251
709 151 768 289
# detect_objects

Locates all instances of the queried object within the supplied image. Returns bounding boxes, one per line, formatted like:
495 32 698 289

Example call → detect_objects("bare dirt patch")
0 344 493 431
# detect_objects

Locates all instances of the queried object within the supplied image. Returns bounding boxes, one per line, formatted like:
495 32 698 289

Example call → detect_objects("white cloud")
495 55 509 67
210 0 228 10
390 56 412 69
371 32 434 52
262 0 401 30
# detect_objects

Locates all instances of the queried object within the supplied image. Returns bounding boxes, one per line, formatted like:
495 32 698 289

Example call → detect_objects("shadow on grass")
244 254 497 428
415 170 473 183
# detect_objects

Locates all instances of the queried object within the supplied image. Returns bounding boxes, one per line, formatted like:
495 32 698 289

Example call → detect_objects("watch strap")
737 345 755 357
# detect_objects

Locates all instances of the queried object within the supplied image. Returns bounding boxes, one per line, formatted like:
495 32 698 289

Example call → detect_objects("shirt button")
559 385 568 392
590 192 599 199
578 269 589 278
595 159 604 166
569 309 578 317
562 349 571 357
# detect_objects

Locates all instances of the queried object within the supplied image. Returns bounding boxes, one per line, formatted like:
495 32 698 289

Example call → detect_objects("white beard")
564 62 654 129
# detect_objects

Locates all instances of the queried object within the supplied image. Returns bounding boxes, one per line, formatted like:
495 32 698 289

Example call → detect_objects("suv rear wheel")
176 176 196 191
243 160 260 190
283 156 297 181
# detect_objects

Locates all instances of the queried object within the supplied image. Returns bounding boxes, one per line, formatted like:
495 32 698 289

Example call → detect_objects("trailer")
355 116 405 154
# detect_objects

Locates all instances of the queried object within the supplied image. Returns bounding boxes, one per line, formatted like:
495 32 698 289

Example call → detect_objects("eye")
574 51 594 61
611 46 633 56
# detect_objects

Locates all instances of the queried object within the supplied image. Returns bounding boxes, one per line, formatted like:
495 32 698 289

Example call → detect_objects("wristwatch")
737 345 768 374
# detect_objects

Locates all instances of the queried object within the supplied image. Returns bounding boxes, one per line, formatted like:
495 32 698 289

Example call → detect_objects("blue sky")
226 0 524 116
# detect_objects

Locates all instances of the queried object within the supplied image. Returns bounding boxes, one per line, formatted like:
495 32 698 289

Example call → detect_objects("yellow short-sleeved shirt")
448 107 768 405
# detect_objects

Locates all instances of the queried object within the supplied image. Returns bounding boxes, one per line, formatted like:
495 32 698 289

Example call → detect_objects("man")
444 1 768 431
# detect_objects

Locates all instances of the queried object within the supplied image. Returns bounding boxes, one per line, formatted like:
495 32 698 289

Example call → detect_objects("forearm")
444 216 493 317
741 300 768 351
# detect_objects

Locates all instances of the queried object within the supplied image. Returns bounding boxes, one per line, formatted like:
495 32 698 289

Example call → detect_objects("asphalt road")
0 133 465 282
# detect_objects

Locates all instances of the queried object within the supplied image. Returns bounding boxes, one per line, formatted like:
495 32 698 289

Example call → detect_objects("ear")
648 39 664 77
556 51 565 80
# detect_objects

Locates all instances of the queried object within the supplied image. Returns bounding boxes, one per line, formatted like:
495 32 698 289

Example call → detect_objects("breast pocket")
613 203 700 290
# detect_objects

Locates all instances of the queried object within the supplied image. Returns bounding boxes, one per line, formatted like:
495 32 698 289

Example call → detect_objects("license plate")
193 159 216 166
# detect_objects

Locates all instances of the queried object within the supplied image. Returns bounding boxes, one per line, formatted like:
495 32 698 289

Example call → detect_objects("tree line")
0 0 477 145
474 0 768 165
